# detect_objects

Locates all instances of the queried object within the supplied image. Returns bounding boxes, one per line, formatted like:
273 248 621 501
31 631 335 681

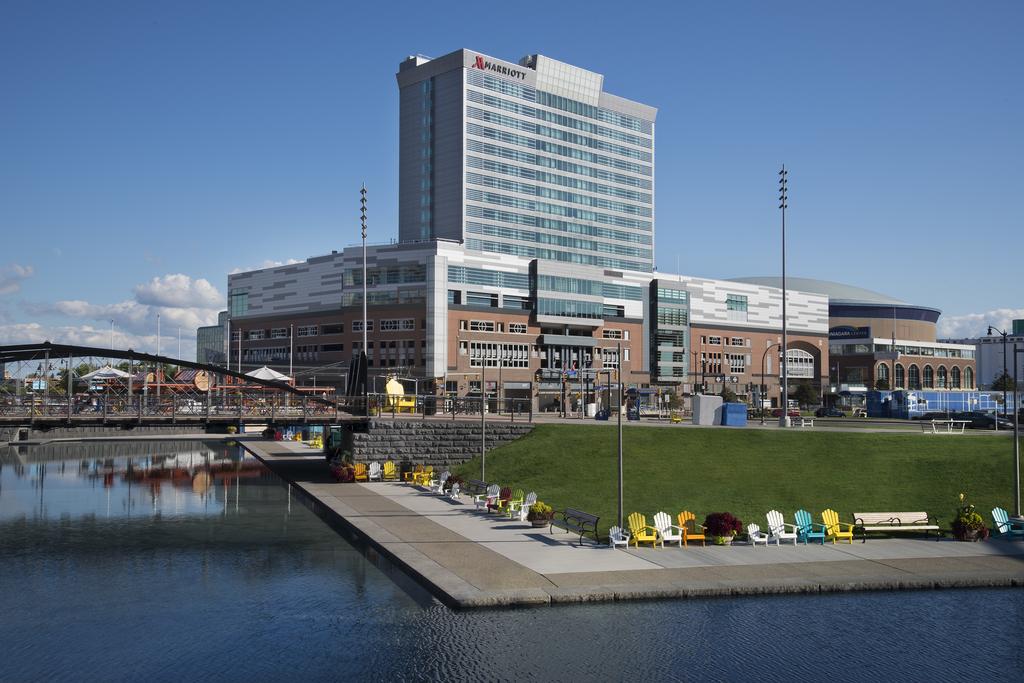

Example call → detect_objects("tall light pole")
361 185 368 413
109 319 115 350
156 313 161 402
989 326 1009 418
778 166 790 427
617 340 623 530
1013 344 1021 518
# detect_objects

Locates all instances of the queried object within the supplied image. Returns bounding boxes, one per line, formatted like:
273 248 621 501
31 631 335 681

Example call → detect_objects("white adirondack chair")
608 525 630 549
513 492 538 521
367 462 382 482
653 511 683 547
430 471 450 493
448 482 461 501
474 484 500 510
747 523 771 547
766 509 799 545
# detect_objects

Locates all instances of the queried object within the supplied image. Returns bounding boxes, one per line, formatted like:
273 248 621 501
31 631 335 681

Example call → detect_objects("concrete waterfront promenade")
243 440 1024 608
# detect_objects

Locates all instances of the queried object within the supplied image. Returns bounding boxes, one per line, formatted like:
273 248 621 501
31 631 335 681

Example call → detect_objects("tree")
875 378 890 390
790 381 818 408
720 385 737 403
990 372 1017 392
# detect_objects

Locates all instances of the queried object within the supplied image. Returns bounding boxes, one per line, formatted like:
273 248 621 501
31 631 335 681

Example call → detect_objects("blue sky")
1 1 1021 355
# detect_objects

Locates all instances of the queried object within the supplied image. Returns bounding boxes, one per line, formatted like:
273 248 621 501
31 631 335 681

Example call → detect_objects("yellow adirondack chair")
412 465 433 486
382 461 398 481
407 464 424 484
678 511 706 547
822 508 855 544
627 512 662 548
353 463 368 482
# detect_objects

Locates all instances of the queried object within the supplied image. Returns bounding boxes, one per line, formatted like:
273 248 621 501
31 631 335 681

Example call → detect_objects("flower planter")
712 535 734 546
953 528 983 542
529 519 551 528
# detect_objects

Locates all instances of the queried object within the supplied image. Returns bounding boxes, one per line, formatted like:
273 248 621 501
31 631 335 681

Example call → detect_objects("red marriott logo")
471 55 527 81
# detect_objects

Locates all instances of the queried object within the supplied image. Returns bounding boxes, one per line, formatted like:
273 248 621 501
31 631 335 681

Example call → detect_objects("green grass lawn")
452 425 1020 534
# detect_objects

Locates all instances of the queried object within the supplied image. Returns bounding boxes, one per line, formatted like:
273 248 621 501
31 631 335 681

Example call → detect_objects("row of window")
466 205 652 243
466 188 651 231
466 222 653 259
831 343 975 359
447 265 530 290
465 238 649 273
656 288 688 302
467 123 652 177
700 336 752 347
536 274 644 301
466 172 651 217
467 155 651 203
656 307 688 327
235 320 419 341
881 363 974 389
467 70 652 134
466 89 652 149
341 289 427 306
467 342 531 368
466 107 653 162
466 139 652 189
344 265 426 286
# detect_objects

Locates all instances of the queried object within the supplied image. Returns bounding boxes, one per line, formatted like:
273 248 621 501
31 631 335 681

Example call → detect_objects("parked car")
815 406 845 418
951 411 1016 430
771 408 801 418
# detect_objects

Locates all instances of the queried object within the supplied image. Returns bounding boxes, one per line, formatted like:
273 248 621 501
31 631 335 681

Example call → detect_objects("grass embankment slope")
453 425 1018 533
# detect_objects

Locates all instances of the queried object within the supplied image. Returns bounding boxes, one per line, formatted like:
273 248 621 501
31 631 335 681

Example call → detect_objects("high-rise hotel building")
397 50 657 273
225 50 830 410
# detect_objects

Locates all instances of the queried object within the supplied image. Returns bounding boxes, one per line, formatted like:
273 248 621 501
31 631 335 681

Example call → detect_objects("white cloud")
938 308 1024 339
133 274 223 309
0 263 34 295
8 272 223 358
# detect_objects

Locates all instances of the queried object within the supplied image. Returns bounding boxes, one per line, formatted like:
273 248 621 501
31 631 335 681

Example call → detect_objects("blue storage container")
721 402 748 426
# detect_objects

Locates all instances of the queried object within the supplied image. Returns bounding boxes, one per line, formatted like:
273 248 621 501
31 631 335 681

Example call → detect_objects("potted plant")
329 452 355 483
442 474 464 494
526 501 555 528
952 493 990 541
704 512 743 545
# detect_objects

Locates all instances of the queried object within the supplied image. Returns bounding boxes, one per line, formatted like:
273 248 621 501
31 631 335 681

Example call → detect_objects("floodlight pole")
778 166 790 427
617 341 623 530
1014 344 1021 517
361 185 368 414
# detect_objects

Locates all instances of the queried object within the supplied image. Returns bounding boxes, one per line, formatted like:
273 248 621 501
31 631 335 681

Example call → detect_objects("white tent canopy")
245 366 292 382
80 365 131 381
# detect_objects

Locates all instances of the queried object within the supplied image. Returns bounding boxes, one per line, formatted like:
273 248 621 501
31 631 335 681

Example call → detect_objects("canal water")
1 440 1021 682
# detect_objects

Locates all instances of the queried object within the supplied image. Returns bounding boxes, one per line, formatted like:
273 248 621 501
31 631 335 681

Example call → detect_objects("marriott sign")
471 55 528 80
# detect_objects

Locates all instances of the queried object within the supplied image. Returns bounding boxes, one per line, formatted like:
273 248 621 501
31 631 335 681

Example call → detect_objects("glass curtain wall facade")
398 50 657 272
650 281 690 381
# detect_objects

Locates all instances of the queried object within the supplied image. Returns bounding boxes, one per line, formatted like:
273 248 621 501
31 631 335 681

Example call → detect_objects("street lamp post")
989 326 1009 418
616 340 623 530
361 185 368 415
778 165 790 427
761 342 778 425
1013 344 1022 518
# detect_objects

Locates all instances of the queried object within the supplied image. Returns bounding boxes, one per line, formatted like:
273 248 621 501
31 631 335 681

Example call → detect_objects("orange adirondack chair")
678 511 707 547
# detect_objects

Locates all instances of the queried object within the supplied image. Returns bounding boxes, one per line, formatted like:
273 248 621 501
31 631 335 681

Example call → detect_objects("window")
602 304 625 318
502 295 530 310
230 330 241 342
895 363 905 388
466 291 498 308
602 329 623 339
727 353 747 374
601 348 619 368
380 319 415 332
248 330 265 340
297 325 319 337
784 349 815 379
657 288 688 301
937 366 947 389
536 298 602 319
229 291 248 317
951 366 961 389
923 365 934 389
469 320 496 332
322 323 344 334
270 328 288 339
448 290 462 305
707 336 722 345
656 307 687 326
877 363 889 385
352 320 373 333
469 342 530 368
509 322 528 334
322 343 344 352
908 364 921 390
964 367 974 389
730 337 745 347
726 294 748 322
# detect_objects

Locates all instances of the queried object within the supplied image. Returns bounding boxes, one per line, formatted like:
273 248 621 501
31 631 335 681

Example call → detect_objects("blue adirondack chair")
991 507 1024 539
794 509 826 545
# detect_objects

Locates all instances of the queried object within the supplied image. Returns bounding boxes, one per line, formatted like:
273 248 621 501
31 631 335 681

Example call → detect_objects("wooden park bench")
550 507 601 546
465 479 488 498
852 511 942 542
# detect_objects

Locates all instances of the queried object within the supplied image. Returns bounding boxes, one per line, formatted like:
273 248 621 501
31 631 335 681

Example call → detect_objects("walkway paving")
243 440 1024 608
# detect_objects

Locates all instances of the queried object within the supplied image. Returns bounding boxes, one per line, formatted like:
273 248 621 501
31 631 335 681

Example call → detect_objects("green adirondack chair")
794 509 826 545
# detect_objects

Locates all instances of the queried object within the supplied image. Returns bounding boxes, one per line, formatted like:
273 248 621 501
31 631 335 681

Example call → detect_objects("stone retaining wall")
347 420 534 465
